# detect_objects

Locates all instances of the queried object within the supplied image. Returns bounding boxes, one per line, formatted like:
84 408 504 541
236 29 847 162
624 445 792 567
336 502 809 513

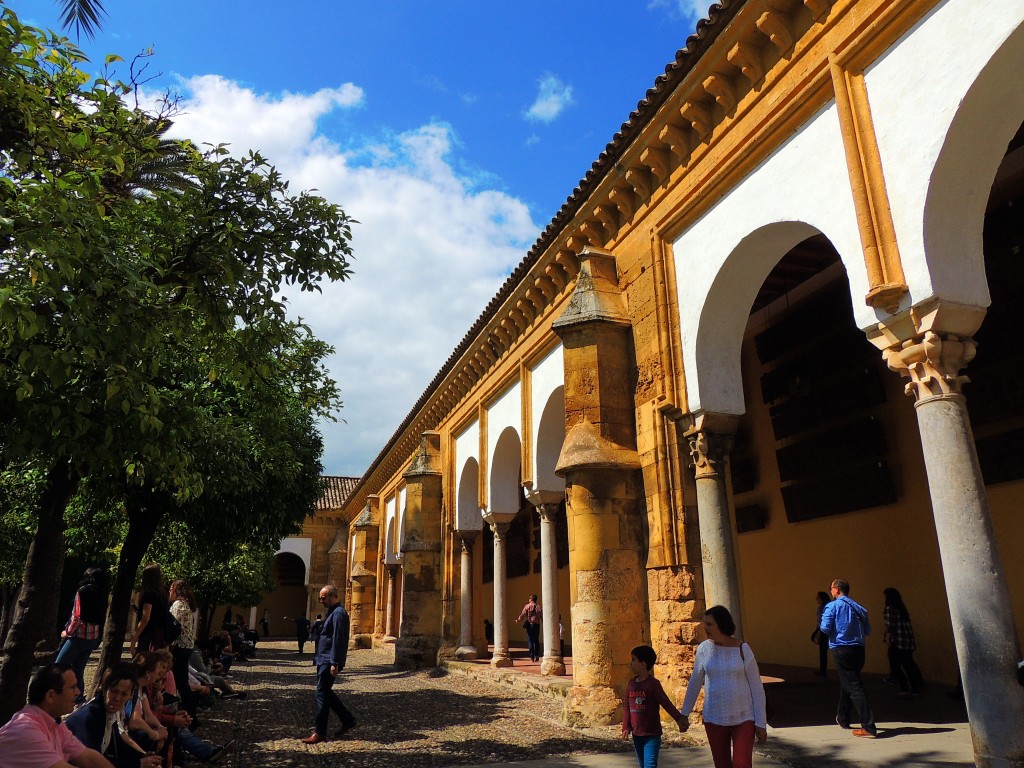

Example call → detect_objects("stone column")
482 515 513 668
686 415 742 638
349 500 380 639
552 247 647 727
455 532 478 659
395 432 444 668
527 490 566 676
871 303 1024 768
384 566 398 642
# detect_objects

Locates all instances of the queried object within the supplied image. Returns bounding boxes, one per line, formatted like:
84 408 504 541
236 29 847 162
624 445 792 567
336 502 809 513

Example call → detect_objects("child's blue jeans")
632 734 661 768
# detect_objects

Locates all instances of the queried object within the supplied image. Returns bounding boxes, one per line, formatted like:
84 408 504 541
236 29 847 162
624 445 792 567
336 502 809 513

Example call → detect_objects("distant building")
241 476 359 635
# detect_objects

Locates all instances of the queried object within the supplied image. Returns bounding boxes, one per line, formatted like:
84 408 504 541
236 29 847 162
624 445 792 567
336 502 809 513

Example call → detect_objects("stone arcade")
332 2 1024 766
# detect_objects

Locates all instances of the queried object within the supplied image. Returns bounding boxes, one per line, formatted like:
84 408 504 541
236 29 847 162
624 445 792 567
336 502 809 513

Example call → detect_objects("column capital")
864 298 985 404
686 429 735 480
882 330 977 403
489 520 510 539
457 530 478 550
524 486 564 511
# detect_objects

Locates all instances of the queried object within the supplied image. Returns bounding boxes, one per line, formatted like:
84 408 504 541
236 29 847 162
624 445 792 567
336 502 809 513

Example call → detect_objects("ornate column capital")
864 298 986 405
457 530 478 551
882 330 976 403
488 520 510 539
686 429 735 480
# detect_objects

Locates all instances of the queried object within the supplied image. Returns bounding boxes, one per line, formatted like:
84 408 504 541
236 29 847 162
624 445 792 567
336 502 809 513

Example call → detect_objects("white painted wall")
486 380 523 514
673 1 1024 418
866 0 1024 311
454 420 482 531
528 345 565 493
384 494 403 565
673 103 863 416
277 537 313 586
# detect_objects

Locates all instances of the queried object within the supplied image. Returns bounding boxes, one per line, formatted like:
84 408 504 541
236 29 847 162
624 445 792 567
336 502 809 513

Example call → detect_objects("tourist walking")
516 594 542 663
261 608 271 638
286 613 312 654
820 578 877 737
680 605 768 768
883 587 924 697
301 585 357 744
622 644 683 768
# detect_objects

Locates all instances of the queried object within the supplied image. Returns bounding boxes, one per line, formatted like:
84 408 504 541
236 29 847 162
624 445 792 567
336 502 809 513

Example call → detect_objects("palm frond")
58 0 107 40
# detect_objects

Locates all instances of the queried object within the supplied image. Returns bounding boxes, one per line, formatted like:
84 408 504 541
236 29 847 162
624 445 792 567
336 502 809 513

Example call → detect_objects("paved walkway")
186 641 973 768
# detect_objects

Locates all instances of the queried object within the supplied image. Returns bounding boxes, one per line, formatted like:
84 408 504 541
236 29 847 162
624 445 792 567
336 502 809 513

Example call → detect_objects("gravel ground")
199 641 645 768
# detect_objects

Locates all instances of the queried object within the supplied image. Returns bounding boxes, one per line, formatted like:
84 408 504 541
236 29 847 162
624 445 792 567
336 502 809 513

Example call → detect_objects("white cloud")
647 0 709 21
525 74 573 123
163 77 539 477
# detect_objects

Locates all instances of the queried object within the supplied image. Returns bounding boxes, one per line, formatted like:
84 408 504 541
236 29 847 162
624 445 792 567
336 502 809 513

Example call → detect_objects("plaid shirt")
883 605 916 651
65 592 101 641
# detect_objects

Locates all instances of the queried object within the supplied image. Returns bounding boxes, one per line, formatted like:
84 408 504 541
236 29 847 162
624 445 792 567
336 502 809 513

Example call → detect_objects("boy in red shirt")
622 644 684 768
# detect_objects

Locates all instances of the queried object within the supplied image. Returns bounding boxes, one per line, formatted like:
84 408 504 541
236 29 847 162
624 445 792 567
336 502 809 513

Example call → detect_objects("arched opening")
254 552 308 638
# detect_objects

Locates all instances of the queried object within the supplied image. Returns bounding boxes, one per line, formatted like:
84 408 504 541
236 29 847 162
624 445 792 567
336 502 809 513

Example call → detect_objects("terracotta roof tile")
317 476 360 511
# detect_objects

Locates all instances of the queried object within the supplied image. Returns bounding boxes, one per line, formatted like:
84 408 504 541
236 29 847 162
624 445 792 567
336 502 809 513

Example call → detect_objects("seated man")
0 662 116 768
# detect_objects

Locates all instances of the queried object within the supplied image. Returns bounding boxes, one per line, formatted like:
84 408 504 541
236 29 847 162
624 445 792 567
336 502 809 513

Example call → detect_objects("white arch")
276 537 312 586
383 494 403 565
486 381 523 514
489 426 523 516
673 101 864 416
865 0 1024 311
528 345 565 493
456 458 482 531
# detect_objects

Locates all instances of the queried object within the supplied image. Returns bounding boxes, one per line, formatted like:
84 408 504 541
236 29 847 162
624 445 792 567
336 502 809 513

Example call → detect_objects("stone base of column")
382 635 397 644
562 685 621 727
454 645 479 660
540 656 566 676
394 635 441 669
490 652 513 668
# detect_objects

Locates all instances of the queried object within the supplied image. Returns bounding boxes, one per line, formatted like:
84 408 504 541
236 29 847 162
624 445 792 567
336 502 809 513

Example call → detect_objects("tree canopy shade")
0 9 355 719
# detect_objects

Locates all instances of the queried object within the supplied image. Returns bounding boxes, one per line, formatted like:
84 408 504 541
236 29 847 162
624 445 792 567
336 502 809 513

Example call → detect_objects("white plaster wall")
673 102 865 416
277 537 312 586
486 380 523 513
866 0 1024 311
454 420 481 531
529 344 564 492
398 486 407 552
384 494 403 565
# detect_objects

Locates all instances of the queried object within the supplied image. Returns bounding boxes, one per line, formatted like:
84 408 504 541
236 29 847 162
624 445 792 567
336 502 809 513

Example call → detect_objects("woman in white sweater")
679 605 767 768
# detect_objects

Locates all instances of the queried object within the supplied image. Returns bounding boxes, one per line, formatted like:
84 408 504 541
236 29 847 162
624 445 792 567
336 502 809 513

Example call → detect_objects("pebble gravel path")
200 641 638 768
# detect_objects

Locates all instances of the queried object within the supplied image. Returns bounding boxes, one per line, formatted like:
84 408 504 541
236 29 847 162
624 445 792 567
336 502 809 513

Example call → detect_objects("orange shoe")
301 733 326 744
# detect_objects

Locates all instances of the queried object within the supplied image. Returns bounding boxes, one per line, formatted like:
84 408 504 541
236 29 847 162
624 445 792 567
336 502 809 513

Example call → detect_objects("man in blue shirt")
300 584 357 744
819 578 877 738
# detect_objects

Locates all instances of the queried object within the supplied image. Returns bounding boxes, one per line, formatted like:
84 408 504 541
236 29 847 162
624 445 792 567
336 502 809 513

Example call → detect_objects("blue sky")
19 1 708 477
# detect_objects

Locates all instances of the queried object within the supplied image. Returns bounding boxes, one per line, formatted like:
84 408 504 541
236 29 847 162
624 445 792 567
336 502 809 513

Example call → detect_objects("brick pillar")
349 497 380 641
394 431 444 668
552 247 647 727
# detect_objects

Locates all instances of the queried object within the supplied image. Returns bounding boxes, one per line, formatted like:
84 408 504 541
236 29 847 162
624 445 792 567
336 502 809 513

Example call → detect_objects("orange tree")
0 9 353 719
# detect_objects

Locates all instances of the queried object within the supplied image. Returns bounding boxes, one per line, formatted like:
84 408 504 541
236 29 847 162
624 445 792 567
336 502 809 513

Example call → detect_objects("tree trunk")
0 583 22 647
0 461 79 724
93 494 166 692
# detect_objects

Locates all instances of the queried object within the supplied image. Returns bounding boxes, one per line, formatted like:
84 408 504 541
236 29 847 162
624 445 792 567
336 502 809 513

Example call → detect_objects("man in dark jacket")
300 585 357 744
